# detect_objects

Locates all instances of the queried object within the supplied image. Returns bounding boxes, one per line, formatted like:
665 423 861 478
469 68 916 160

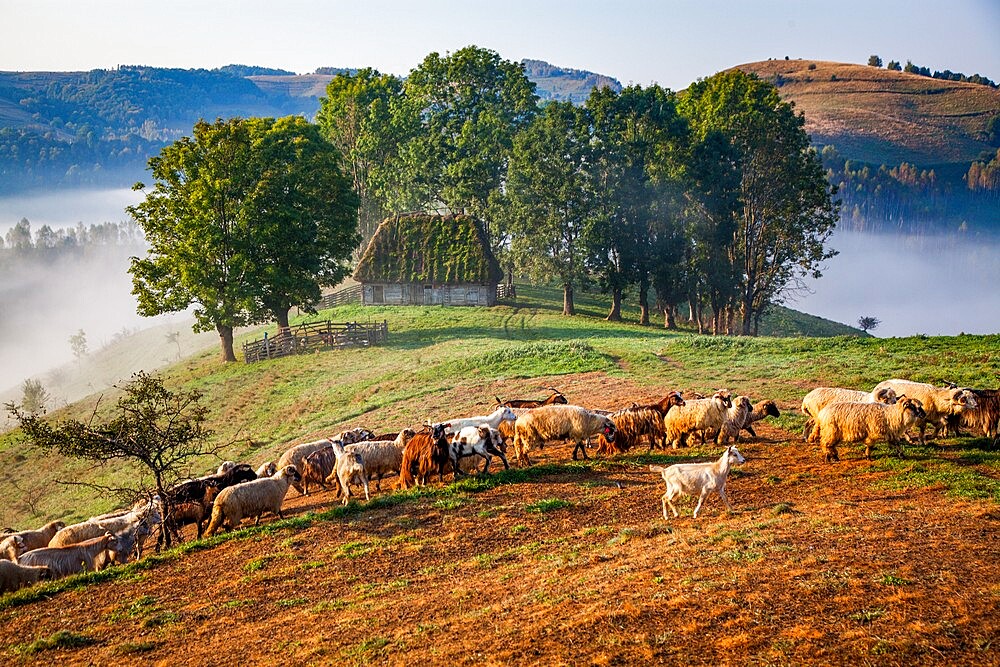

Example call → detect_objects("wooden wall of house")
362 283 496 307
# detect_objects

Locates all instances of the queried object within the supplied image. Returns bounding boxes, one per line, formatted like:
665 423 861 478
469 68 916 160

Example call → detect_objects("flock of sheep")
2 377 996 596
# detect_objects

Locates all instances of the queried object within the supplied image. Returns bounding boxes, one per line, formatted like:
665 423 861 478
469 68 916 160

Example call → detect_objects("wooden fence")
316 284 362 309
242 319 388 363
496 283 517 300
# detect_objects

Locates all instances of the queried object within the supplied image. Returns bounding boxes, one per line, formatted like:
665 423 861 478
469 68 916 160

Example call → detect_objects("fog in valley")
791 230 1000 338
1 189 998 414
0 188 217 415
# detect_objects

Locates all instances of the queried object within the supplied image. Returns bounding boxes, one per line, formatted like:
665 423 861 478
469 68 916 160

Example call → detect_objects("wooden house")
353 213 502 306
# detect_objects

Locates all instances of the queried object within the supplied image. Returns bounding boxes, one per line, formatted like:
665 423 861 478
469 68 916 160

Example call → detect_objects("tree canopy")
128 116 358 361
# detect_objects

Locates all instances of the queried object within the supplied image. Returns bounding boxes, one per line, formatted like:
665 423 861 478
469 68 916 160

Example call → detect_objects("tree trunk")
664 304 677 329
638 280 650 326
606 287 622 321
740 297 753 336
218 324 237 362
274 307 291 334
562 283 575 316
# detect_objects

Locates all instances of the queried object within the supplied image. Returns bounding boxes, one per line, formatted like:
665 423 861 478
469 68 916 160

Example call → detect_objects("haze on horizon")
3 0 998 93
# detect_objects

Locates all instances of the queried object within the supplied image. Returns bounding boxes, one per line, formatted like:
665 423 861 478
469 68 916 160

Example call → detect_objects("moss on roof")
353 213 502 284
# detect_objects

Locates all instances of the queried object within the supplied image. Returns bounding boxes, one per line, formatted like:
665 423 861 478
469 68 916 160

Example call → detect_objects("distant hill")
0 60 621 194
734 59 1000 166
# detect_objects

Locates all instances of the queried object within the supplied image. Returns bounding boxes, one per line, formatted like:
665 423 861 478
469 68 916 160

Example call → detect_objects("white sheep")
0 520 66 555
716 395 753 445
49 496 162 548
329 441 370 505
20 532 118 579
650 445 746 519
0 534 26 561
871 379 977 445
0 560 51 593
451 425 510 474
512 404 616 465
800 386 898 442
814 397 927 462
205 465 302 535
255 460 278 478
277 427 374 494
342 429 416 491
662 391 733 448
437 406 518 435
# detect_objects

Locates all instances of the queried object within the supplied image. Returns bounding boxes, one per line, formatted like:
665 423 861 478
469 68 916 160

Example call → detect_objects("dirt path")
1 380 998 665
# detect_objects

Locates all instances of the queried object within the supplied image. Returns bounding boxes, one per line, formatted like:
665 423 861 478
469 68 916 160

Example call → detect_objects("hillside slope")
735 60 1000 166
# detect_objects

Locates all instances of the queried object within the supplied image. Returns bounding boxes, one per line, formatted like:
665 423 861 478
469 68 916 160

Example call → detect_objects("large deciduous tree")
128 117 359 361
398 45 538 248
316 69 410 252
506 101 593 315
679 70 839 335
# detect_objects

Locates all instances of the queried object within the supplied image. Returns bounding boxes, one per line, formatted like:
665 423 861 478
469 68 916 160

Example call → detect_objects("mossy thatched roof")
353 213 502 285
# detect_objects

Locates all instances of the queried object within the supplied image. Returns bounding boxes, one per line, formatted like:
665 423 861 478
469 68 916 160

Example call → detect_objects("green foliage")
19 378 50 415
525 498 572 513
68 329 88 360
15 630 97 655
128 117 359 358
868 55 883 68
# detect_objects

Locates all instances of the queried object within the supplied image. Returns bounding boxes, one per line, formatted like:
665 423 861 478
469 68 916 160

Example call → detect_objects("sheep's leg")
665 492 680 518
362 477 370 502
661 494 670 520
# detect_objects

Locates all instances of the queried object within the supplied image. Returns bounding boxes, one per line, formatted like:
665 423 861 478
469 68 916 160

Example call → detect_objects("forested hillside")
0 60 619 193
736 60 1000 232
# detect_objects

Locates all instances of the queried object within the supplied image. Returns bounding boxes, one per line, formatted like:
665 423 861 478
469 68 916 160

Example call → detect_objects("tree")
679 70 839 335
69 328 88 361
397 45 539 247
316 68 411 252
858 315 881 332
868 55 883 68
6 371 218 549
887 60 902 71
505 101 593 315
20 378 51 415
128 117 359 361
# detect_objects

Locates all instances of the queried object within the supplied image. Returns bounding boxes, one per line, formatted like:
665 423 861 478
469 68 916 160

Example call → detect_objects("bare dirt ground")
1 375 998 665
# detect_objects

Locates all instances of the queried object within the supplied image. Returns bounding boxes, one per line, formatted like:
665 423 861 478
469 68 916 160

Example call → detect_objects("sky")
3 0 999 91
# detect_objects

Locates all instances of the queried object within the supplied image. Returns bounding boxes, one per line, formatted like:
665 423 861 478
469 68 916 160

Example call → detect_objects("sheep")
216 461 237 475
595 406 665 456
511 404 616 465
277 427 374 494
662 390 733 449
650 445 746 519
161 500 213 543
255 460 278 478
497 407 533 443
329 441 370 505
437 406 517 435
494 388 568 409
399 424 452 488
0 520 66 556
871 379 977 445
0 560 51 594
451 425 510 474
0 521 66 560
0 535 26 562
300 444 337 496
716 395 753 445
168 464 257 505
20 532 118 579
343 429 417 491
801 387 898 442
50 496 162 549
741 399 781 439
205 465 302 535
950 389 1000 442
102 517 159 566
814 397 927 462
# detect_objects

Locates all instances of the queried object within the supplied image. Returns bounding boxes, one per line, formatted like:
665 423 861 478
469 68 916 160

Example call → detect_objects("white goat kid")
650 446 746 519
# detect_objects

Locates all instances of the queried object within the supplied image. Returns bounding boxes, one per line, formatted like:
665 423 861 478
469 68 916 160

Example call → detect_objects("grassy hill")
0 287 998 663
735 59 1000 167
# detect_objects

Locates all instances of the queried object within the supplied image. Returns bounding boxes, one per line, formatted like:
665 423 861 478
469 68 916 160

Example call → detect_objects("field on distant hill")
736 60 1000 166
0 284 997 664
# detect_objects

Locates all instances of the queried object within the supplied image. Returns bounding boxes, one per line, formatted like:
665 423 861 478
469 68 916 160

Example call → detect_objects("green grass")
14 630 98 655
525 498 573 513
0 283 997 528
